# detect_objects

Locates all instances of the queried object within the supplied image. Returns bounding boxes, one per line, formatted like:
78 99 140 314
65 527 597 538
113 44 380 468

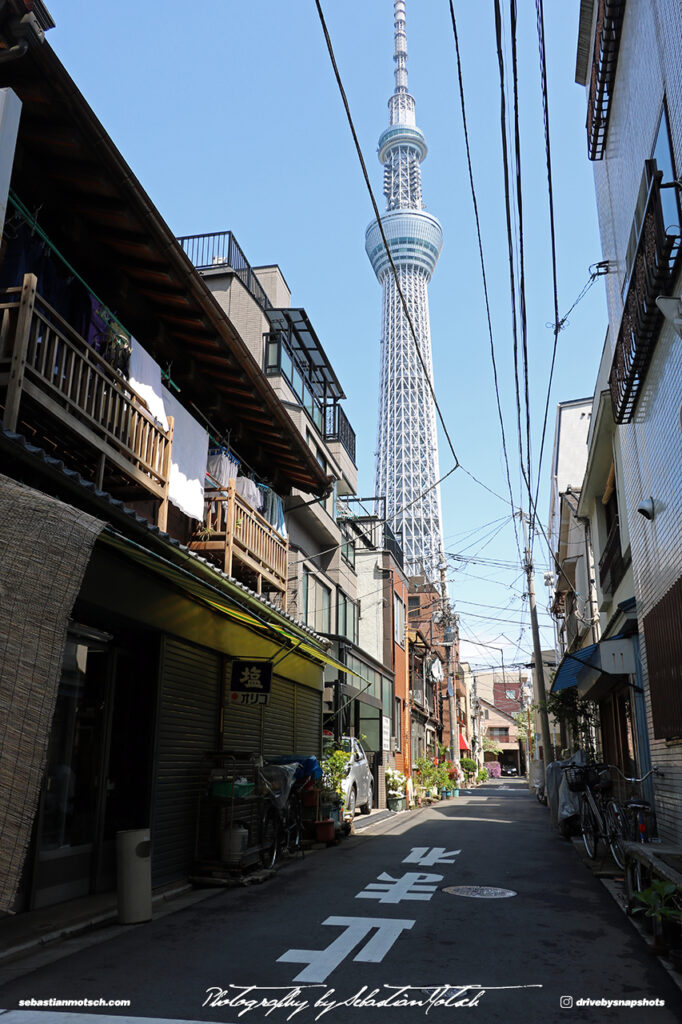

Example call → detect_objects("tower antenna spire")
366 0 445 577
393 0 408 94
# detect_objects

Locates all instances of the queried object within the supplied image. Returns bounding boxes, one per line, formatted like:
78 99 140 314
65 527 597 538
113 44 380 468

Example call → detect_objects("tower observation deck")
366 0 444 577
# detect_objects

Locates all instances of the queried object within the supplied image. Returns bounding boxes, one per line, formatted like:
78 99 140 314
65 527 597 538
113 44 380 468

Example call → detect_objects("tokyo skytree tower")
366 0 444 577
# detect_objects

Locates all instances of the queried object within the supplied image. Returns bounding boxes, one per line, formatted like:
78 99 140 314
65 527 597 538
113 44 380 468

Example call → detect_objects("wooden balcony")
0 274 174 528
190 481 288 608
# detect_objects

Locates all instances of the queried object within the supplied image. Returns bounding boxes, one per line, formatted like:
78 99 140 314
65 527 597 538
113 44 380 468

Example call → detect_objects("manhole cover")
443 885 517 899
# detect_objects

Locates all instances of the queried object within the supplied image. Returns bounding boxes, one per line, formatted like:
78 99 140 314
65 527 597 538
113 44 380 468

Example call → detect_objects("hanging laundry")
235 475 263 511
258 483 287 538
128 341 169 431
162 387 208 521
207 448 240 488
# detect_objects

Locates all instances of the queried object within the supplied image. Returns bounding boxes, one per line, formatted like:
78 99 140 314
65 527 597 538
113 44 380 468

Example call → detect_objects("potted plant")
460 757 477 785
447 759 464 797
414 756 440 802
385 767 407 811
320 747 350 824
632 880 682 955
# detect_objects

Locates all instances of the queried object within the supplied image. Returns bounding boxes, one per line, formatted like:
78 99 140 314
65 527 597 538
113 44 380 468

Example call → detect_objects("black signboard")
229 659 273 705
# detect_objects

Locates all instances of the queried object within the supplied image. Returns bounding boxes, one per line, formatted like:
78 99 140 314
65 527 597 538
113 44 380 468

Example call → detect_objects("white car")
324 735 374 816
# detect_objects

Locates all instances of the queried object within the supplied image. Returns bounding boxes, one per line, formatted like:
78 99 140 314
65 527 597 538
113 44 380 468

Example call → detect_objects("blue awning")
551 643 601 692
551 634 634 694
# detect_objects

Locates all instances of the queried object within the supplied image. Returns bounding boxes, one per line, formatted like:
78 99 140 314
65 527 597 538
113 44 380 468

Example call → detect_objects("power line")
492 0 530 521
314 0 460 473
447 0 522 564
529 0 561 549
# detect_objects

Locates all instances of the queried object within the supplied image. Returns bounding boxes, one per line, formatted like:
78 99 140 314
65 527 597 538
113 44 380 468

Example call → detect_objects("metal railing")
586 0 626 160
178 230 272 312
324 402 356 464
191 482 288 605
383 523 404 570
0 275 173 520
609 167 682 422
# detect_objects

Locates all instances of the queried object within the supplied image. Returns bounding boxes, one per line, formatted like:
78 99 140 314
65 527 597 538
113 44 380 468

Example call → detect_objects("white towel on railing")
162 386 208 521
129 341 169 431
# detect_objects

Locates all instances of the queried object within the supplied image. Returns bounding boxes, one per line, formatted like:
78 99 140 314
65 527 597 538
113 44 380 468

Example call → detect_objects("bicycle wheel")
605 799 627 869
260 804 280 869
580 794 598 859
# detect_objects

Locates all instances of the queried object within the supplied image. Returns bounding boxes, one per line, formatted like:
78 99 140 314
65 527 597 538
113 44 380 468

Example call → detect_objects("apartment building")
0 17 338 913
552 0 682 836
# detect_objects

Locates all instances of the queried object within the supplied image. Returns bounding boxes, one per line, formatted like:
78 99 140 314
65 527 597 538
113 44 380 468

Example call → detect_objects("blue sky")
45 1 607 670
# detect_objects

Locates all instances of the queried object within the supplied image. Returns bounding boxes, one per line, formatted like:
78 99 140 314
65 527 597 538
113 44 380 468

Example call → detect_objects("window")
382 677 394 729
394 593 405 647
340 526 356 570
489 727 510 742
346 653 380 699
394 697 402 751
337 590 358 644
623 102 680 295
303 568 331 634
653 103 679 237
505 689 516 700
264 334 280 374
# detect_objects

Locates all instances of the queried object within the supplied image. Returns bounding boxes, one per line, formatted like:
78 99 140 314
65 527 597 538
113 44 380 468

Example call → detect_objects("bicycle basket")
564 765 587 792
590 766 612 794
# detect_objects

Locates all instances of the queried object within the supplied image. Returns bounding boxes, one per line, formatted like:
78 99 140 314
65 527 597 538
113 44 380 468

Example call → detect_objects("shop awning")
459 734 470 751
551 634 635 696
99 528 358 679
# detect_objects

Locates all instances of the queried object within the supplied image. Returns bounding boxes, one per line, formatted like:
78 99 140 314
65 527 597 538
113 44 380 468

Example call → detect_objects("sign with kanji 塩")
229 660 273 705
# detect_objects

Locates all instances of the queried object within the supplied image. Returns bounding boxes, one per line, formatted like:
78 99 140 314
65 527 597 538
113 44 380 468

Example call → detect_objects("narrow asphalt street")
1 781 681 1024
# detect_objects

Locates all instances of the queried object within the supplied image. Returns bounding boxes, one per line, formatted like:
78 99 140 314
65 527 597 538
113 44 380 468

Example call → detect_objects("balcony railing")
598 516 627 598
383 523 404 571
190 481 288 607
177 230 272 312
324 402 357 465
609 167 682 422
0 274 174 527
586 0 626 160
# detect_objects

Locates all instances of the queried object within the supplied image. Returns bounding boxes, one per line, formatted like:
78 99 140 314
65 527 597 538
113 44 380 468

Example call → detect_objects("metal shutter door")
222 659 263 755
152 638 220 887
263 677 295 757
294 684 322 757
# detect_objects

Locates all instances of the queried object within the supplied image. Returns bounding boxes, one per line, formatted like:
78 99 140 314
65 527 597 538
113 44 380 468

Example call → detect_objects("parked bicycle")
257 762 311 870
564 762 663 872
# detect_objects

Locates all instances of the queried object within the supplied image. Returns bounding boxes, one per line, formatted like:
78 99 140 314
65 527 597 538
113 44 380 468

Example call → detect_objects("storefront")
3 482 332 913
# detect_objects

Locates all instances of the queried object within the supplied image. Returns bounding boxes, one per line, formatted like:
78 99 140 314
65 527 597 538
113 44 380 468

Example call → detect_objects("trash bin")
116 828 152 924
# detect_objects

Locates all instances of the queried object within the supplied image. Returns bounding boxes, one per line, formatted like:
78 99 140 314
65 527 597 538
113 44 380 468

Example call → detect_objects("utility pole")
519 510 553 780
439 551 459 762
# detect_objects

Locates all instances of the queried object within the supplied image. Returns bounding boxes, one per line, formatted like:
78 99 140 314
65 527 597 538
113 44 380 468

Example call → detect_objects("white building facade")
576 0 682 839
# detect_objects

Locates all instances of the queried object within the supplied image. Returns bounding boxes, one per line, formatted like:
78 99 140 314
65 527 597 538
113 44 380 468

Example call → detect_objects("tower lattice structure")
366 0 444 578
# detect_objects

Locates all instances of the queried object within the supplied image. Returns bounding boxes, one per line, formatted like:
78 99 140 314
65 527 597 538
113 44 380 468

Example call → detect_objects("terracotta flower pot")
315 819 335 842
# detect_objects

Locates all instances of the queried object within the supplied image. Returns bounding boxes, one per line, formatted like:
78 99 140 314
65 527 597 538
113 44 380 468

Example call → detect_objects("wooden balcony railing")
610 167 682 423
0 274 174 528
190 481 288 607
